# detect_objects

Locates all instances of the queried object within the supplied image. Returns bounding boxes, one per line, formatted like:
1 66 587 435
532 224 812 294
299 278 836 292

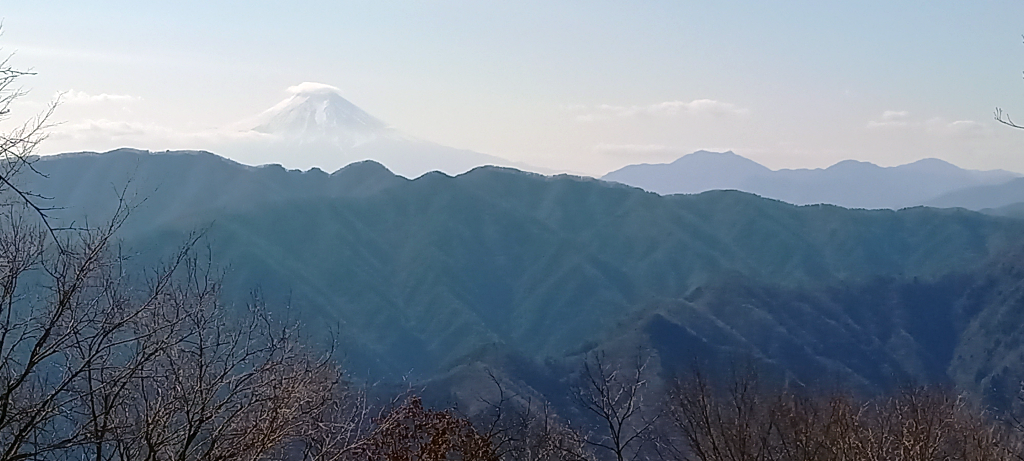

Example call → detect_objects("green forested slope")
25 150 1024 401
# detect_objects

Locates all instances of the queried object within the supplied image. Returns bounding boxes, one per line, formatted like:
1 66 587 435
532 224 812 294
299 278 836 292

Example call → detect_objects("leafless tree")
571 350 659 461
0 202 350 461
0 53 62 244
668 367 1022 461
0 46 352 461
351 393 498 461
474 370 592 461
853 386 1020 461
294 380 379 461
994 107 1023 129
105 283 344 461
667 368 778 461
0 193 165 461
995 35 1024 129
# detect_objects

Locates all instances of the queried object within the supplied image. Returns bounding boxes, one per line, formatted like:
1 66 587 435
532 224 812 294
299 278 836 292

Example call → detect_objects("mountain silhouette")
603 150 1019 209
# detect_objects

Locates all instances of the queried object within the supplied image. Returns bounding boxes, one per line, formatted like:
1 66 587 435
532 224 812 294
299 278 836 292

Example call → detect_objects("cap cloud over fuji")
210 83 534 178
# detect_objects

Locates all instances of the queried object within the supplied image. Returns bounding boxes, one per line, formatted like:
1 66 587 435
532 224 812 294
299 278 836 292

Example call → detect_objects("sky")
1 1 1023 176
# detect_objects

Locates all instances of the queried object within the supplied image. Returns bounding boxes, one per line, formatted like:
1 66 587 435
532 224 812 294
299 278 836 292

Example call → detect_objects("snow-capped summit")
250 82 399 147
214 82 546 178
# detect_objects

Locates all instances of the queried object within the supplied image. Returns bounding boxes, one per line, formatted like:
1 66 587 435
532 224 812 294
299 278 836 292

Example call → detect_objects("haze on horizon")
2 1 1023 176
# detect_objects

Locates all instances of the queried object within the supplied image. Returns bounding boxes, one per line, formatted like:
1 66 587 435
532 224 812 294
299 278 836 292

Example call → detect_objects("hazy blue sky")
3 1 1023 175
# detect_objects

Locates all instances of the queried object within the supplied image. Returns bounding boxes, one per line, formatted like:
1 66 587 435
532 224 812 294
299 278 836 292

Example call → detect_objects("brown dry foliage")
353 395 498 461
667 370 1023 461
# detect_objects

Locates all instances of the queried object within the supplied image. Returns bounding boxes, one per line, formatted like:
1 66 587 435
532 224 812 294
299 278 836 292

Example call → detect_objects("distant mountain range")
924 177 1024 214
603 150 1021 210
19 149 1024 409
185 85 1023 211
215 82 542 178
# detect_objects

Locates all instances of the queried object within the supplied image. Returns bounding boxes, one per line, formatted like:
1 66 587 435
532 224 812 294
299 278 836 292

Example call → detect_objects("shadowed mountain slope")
26 148 406 236
22 149 1024 404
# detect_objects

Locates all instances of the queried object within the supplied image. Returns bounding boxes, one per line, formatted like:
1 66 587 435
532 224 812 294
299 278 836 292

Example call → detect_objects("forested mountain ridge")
27 149 406 235
24 149 1024 405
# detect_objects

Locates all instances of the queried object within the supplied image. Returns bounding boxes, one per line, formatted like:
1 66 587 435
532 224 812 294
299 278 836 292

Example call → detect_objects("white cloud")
866 110 911 128
58 90 142 104
650 99 749 116
573 99 749 122
44 118 279 155
50 119 169 139
942 120 991 138
867 111 992 138
286 82 342 95
881 110 910 121
52 119 235 140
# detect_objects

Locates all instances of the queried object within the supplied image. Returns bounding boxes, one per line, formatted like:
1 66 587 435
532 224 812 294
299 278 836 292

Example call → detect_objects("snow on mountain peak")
218 82 534 178
250 83 397 147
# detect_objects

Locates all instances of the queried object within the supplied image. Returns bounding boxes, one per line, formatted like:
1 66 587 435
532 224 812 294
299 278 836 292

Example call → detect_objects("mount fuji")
250 82 397 146
218 83 535 178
